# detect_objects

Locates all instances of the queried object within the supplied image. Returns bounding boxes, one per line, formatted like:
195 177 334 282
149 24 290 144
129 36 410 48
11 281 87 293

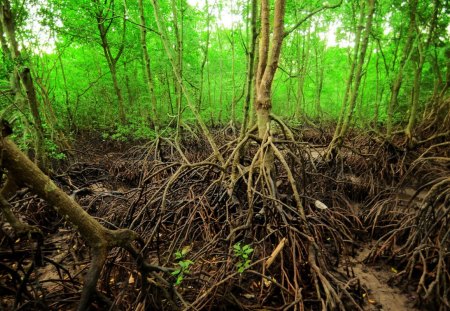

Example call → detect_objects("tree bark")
255 0 286 139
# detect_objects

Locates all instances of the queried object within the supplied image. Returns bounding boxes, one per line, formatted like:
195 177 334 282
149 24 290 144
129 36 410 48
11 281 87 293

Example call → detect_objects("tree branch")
283 0 342 38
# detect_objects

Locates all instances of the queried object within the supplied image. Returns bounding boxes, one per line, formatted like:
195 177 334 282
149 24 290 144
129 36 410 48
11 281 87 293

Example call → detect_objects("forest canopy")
1 0 448 153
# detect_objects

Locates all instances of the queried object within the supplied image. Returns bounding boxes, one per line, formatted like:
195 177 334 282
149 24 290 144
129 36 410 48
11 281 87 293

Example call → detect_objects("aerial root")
365 149 450 310
1 127 382 310
123 129 363 310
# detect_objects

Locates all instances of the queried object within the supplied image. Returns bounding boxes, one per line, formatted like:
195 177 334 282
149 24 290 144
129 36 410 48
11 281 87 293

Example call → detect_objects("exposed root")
115 124 365 310
5 123 448 310
363 139 450 310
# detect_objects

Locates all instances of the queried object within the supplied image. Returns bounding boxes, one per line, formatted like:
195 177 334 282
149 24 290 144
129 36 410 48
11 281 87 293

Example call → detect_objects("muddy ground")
1 127 449 310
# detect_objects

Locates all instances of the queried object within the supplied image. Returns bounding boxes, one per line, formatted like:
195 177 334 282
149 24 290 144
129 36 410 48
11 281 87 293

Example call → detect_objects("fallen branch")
0 137 152 310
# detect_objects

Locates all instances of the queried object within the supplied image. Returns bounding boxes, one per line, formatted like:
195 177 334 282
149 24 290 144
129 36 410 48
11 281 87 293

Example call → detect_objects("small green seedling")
233 242 254 273
172 246 193 286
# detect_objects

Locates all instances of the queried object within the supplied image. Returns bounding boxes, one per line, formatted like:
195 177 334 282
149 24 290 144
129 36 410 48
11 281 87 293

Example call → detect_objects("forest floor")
1 126 448 310
348 244 416 311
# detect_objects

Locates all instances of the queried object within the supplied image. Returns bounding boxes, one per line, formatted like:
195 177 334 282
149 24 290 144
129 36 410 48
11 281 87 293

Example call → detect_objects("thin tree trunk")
150 0 223 163
429 46 442 103
94 0 126 124
240 0 257 135
296 30 309 119
230 23 237 130
165 68 174 115
57 49 73 129
123 60 133 107
34 75 72 153
314 39 324 119
327 1 365 157
405 0 438 144
138 0 159 133
198 0 210 112
386 0 418 139
171 0 184 140
217 27 224 125
338 0 375 137
0 1 47 170
327 0 375 159
230 0 258 182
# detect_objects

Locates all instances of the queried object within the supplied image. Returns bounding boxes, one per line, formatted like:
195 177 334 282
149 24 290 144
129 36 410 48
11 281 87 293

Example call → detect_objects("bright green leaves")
233 242 253 273
172 245 194 286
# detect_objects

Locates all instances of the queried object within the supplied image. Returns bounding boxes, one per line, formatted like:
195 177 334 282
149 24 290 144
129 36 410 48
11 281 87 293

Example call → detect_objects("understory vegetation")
0 0 449 310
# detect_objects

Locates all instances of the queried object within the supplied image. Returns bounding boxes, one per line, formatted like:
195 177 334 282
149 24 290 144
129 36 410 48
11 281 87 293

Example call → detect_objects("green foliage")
9 121 32 151
101 118 157 141
171 246 194 286
233 242 253 273
1 0 448 151
45 138 66 160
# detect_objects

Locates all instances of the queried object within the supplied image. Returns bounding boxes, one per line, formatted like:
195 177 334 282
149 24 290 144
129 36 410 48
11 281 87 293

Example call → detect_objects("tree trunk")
93 0 126 124
0 1 47 171
57 49 74 129
255 0 286 138
372 49 383 127
314 39 324 119
150 0 223 163
138 0 159 133
326 0 375 159
217 28 224 125
171 0 184 140
240 0 258 135
405 0 438 144
19 68 47 169
231 0 258 182
34 74 72 153
198 0 210 112
230 23 237 130
295 30 309 119
386 0 418 139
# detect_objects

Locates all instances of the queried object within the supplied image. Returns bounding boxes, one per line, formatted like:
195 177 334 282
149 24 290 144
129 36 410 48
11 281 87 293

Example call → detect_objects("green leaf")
175 251 183 259
175 275 183 285
179 260 194 269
